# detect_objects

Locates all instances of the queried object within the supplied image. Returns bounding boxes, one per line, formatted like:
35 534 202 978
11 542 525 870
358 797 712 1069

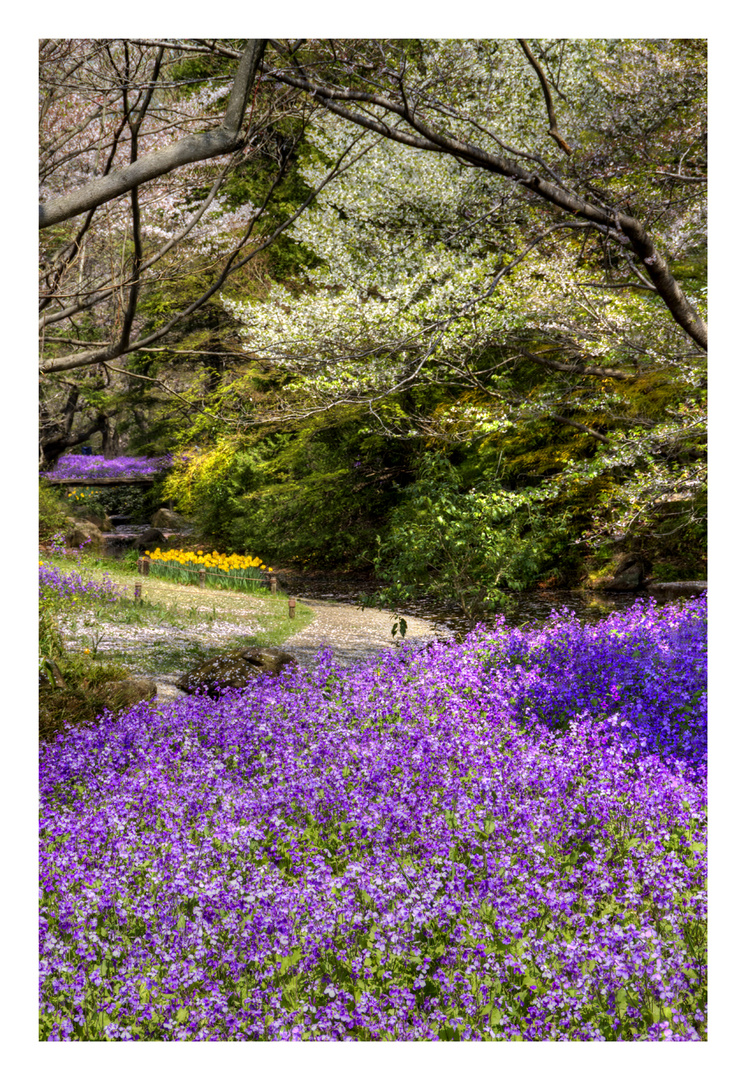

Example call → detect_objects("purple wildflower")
39 596 707 1041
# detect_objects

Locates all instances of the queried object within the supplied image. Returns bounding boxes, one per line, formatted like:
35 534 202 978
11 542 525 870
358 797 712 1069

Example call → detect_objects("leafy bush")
61 483 161 523
374 455 573 621
39 481 69 542
164 423 408 568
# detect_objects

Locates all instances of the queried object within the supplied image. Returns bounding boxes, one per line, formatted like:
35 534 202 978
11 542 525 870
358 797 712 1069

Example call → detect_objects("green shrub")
373 455 573 622
63 483 160 522
164 420 408 569
39 481 69 542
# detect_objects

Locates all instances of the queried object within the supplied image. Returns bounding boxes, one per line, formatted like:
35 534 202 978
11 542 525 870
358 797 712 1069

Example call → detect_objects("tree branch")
39 40 266 228
39 159 235 331
39 133 371 374
265 50 707 351
512 348 638 381
517 39 572 156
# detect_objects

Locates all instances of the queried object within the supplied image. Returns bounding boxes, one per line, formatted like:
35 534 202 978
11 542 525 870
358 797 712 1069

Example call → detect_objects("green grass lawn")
39 551 315 681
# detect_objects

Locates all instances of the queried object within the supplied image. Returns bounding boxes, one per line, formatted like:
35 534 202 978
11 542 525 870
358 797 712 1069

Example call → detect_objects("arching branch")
39 40 266 228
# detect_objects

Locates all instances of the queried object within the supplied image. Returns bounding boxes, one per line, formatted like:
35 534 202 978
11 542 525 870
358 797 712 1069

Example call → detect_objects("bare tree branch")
39 132 373 374
512 349 638 381
39 158 235 331
517 39 572 156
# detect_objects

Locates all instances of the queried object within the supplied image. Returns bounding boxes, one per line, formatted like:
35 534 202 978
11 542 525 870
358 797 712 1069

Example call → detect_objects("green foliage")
373 455 574 621
39 481 69 542
117 548 142 572
39 599 132 741
165 413 411 568
39 607 66 666
219 137 326 285
62 483 161 523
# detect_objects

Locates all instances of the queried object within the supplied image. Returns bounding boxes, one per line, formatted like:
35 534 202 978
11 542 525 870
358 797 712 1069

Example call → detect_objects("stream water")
277 570 651 640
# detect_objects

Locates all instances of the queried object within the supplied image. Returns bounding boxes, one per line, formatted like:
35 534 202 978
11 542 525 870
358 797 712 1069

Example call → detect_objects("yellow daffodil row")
145 547 273 573
142 547 273 595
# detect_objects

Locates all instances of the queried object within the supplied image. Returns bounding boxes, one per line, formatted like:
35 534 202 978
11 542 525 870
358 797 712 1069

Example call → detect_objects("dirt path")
281 596 449 670
52 561 448 702
147 598 444 700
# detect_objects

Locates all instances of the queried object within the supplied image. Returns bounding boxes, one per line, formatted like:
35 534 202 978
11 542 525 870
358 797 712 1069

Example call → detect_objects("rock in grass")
65 519 104 552
176 647 297 696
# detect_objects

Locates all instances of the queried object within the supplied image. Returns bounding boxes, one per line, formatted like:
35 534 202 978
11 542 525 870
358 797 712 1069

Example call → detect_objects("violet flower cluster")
39 597 706 1041
39 562 125 605
41 454 172 481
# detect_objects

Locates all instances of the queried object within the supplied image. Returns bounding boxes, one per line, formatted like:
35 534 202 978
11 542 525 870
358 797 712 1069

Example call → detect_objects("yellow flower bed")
143 547 273 594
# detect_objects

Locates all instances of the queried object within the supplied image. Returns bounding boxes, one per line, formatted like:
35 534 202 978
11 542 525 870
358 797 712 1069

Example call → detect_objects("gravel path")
281 596 449 670
59 594 448 703
152 600 447 701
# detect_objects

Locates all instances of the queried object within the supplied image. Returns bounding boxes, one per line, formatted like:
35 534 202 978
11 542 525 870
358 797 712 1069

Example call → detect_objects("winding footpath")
280 596 448 669
156 597 447 701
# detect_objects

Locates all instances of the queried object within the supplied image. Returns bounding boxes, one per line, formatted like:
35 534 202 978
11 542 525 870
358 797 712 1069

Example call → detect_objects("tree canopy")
39 38 706 605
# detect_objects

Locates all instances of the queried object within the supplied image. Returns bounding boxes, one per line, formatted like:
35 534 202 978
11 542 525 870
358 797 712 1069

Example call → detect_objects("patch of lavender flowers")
39 597 706 1041
39 562 125 604
41 454 172 481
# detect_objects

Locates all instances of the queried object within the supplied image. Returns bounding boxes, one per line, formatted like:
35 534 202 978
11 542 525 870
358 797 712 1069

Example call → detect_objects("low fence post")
288 596 296 619
270 575 277 595
199 568 206 588
141 556 151 576
134 583 142 602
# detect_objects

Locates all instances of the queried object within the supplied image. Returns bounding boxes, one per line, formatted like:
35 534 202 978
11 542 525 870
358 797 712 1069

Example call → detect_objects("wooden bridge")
43 476 156 486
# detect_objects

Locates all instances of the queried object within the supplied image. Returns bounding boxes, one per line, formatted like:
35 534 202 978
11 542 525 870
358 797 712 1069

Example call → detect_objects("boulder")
160 533 192 548
606 558 647 591
176 647 297 696
151 507 190 531
589 553 651 592
65 519 105 552
136 527 166 552
646 581 707 600
75 507 106 530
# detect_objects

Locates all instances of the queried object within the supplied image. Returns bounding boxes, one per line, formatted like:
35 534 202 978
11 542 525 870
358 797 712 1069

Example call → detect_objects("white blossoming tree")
223 38 706 551
39 37 706 577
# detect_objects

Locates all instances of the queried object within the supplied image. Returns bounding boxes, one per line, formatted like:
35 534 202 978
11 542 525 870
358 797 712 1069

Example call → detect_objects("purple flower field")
39 561 125 605
41 454 172 481
39 596 706 1041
